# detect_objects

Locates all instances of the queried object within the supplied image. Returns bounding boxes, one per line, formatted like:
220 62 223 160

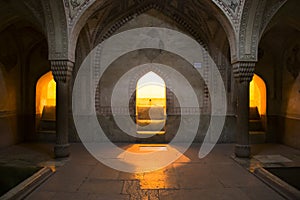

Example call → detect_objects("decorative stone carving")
259 0 287 36
91 1 210 50
42 0 70 61
233 61 255 82
237 0 286 62
70 0 82 9
51 60 74 83
212 0 245 29
237 0 262 62
68 0 234 66
65 0 94 23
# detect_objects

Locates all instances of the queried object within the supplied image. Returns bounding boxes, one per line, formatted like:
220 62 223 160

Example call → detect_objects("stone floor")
1 143 300 200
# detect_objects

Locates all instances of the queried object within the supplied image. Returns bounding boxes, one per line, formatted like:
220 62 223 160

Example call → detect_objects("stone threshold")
232 154 300 200
253 167 300 200
0 167 54 200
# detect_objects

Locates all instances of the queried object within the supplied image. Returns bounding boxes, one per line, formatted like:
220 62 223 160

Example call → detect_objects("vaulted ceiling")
76 0 230 59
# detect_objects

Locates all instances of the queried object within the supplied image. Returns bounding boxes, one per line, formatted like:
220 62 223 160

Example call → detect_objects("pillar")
51 60 73 158
233 62 255 158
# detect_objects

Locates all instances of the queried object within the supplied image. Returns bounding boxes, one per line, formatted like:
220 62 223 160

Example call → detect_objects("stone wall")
0 62 22 148
0 24 49 148
256 19 300 149
70 9 236 143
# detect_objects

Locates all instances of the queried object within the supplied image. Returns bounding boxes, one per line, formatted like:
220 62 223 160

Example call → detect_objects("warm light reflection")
250 74 266 116
118 143 191 189
49 165 56 172
136 72 166 134
36 72 56 114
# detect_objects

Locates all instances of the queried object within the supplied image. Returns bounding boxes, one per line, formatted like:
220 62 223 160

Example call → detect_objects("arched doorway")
250 74 267 117
36 71 56 136
136 72 167 135
249 74 267 143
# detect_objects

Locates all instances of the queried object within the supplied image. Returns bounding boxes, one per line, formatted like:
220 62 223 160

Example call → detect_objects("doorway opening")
249 74 267 144
250 74 267 117
36 71 56 134
136 72 166 134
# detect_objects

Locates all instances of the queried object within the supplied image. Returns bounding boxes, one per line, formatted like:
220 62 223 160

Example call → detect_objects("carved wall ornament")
212 0 245 30
259 0 287 36
233 61 255 82
51 60 74 83
237 0 287 62
65 0 95 24
70 0 82 9
91 1 210 51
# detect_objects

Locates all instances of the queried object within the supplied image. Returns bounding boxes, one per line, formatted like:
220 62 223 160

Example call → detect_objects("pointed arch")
136 71 166 103
36 71 56 115
136 71 167 134
250 74 267 116
69 0 235 61
42 0 71 61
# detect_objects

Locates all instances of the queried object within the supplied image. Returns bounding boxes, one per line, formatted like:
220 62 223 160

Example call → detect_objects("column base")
54 144 70 158
235 144 251 158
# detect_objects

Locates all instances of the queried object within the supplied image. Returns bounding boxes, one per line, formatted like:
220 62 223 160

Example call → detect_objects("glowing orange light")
36 72 56 114
249 74 266 116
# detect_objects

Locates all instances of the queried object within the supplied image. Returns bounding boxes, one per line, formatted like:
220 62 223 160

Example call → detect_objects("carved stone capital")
51 60 74 83
233 61 255 83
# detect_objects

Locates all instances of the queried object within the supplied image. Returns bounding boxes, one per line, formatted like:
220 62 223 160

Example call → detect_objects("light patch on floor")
139 146 168 152
253 155 292 163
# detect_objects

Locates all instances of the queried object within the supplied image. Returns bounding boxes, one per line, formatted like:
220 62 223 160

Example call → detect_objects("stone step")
249 107 260 120
39 120 56 131
137 120 165 132
39 130 56 134
249 119 264 131
37 130 56 142
250 131 266 144
41 106 56 121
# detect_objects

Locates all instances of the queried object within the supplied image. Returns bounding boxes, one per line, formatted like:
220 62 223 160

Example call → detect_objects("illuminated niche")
250 74 266 116
136 72 166 134
36 71 56 115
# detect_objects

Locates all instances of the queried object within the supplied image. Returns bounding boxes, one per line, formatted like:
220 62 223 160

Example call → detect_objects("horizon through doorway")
136 71 167 135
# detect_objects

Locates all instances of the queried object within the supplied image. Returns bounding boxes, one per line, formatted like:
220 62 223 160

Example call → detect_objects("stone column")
233 62 255 158
51 60 73 158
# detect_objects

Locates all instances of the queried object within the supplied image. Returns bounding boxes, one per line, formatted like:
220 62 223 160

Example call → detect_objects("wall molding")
0 110 17 118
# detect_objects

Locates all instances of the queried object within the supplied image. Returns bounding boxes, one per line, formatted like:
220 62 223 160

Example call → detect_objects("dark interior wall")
71 8 235 143
280 37 300 149
0 26 23 148
257 32 300 149
257 0 300 149
0 22 49 148
26 40 51 141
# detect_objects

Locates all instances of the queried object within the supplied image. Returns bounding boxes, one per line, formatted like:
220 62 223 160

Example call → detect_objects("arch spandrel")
42 0 71 61
234 0 287 63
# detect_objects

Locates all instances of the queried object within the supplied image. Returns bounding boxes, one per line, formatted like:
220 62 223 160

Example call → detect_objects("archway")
136 72 166 134
250 74 267 117
36 71 56 132
249 74 267 144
